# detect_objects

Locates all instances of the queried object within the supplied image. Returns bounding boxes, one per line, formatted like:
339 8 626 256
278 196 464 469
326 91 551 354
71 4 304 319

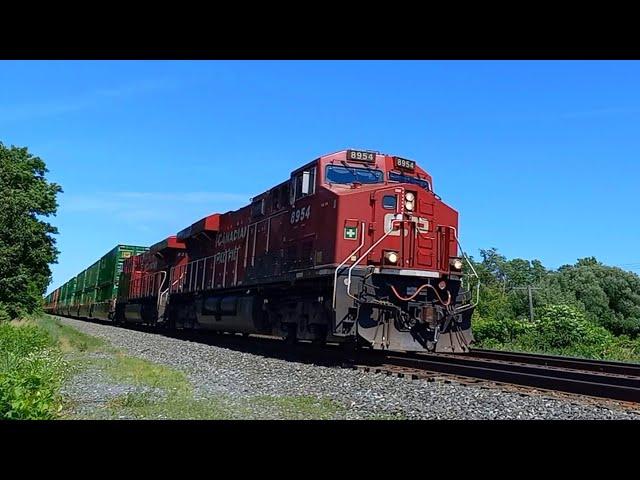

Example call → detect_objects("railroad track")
164 325 640 404
352 349 640 404
54 315 640 405
465 348 640 377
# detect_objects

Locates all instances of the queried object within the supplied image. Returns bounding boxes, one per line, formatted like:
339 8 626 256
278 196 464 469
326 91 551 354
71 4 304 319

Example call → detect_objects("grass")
106 391 348 420
25 315 389 420
36 316 107 353
101 354 348 419
107 392 236 419
101 353 234 419
37 316 240 419
0 319 67 419
36 316 355 419
105 354 189 394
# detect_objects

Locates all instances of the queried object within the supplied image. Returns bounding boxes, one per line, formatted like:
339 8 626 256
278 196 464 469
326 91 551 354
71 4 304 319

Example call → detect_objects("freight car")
45 245 148 320
45 149 478 353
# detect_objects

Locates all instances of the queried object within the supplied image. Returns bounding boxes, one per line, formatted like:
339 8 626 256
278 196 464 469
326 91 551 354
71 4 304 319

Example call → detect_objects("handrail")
168 252 228 294
156 271 167 309
131 270 164 299
437 224 480 309
332 222 366 308
346 218 405 301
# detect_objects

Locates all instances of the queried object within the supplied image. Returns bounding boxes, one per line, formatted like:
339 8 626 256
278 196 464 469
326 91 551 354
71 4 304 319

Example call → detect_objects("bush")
472 315 509 344
471 304 640 362
531 305 601 349
0 323 51 355
0 322 66 419
598 314 640 338
601 335 640 362
472 315 533 345
0 304 10 323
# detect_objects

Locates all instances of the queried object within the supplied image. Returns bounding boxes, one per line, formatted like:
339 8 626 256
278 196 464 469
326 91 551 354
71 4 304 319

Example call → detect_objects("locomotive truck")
45 149 477 353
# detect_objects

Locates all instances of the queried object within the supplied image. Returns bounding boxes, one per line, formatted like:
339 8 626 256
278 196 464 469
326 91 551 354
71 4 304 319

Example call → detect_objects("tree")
466 249 549 322
468 248 640 338
478 248 508 285
0 143 62 319
545 259 640 336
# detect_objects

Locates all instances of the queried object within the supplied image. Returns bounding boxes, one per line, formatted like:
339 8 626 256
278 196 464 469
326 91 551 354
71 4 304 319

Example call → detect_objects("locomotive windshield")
326 165 383 185
389 172 431 191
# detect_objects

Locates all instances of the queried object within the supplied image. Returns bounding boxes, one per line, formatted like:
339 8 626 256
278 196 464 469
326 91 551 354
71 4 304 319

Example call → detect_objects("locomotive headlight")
450 257 463 271
405 200 414 211
405 192 415 202
385 251 399 264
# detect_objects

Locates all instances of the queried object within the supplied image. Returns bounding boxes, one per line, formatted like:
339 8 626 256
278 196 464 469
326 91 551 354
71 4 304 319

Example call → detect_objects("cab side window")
251 198 265 218
291 166 316 203
271 187 281 211
280 184 289 208
383 195 397 210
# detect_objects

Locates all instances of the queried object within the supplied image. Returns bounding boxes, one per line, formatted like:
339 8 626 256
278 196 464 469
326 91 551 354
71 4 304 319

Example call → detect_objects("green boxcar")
61 283 67 306
84 289 97 304
96 244 148 302
84 260 100 292
75 270 86 303
64 277 76 310
62 280 68 305
81 260 101 311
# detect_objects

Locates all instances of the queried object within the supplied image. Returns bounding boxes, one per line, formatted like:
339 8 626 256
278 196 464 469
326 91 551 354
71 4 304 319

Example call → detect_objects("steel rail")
378 353 640 403
466 348 640 377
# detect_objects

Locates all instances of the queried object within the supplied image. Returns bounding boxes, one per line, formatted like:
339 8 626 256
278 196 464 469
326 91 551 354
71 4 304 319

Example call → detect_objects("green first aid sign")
344 226 358 240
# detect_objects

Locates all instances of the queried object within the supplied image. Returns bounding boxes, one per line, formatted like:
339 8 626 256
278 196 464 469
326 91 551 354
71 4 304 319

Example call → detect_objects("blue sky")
0 61 638 293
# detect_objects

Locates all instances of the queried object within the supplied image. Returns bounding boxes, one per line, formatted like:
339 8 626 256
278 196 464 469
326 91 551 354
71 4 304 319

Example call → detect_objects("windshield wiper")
340 161 360 180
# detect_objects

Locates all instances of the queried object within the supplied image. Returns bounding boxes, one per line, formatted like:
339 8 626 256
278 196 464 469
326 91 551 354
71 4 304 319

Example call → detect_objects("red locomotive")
114 149 477 352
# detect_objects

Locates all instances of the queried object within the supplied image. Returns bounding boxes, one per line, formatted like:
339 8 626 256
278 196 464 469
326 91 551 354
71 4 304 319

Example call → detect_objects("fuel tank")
194 294 265 333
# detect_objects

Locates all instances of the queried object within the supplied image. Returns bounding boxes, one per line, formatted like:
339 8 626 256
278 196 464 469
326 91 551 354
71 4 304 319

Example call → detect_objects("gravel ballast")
56 317 640 420
60 352 164 419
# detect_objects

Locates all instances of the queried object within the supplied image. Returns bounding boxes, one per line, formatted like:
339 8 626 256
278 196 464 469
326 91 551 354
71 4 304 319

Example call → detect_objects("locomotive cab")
317 149 476 352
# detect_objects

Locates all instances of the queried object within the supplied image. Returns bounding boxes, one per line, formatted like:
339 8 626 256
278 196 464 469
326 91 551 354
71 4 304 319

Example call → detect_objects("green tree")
0 143 62 319
466 249 549 323
545 258 640 336
469 246 640 357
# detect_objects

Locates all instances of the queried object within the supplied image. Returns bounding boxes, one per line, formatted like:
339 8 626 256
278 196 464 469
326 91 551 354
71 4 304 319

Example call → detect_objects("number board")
393 156 416 171
346 150 376 163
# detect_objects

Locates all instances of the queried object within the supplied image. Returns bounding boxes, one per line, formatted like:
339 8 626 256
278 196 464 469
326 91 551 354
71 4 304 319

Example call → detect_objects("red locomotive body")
117 236 187 323
115 149 476 352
